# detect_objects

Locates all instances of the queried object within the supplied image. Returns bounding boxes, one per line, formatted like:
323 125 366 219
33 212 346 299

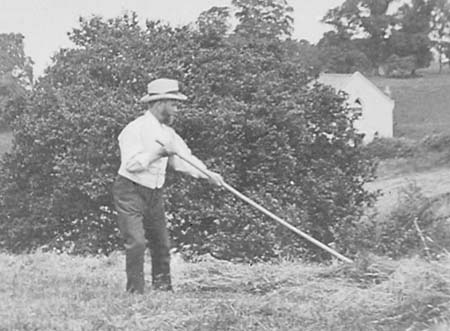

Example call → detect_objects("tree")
232 0 294 40
196 6 231 48
317 31 373 73
0 33 33 127
322 0 439 75
430 0 450 72
0 11 376 261
282 39 322 74
444 42 450 64
389 0 435 74
322 0 396 70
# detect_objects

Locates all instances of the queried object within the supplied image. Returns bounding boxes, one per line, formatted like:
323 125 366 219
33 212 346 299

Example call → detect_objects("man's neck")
146 110 166 126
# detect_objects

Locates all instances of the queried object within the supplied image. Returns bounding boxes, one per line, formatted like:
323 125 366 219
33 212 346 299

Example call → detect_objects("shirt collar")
145 110 167 129
145 110 160 123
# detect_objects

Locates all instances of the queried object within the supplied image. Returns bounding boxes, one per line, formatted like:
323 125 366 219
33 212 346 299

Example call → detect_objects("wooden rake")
157 141 354 264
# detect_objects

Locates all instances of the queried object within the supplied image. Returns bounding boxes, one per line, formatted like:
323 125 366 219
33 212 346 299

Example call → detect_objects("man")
112 78 224 294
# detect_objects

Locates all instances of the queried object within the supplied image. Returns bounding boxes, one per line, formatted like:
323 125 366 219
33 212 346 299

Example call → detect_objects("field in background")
372 70 450 139
0 252 449 331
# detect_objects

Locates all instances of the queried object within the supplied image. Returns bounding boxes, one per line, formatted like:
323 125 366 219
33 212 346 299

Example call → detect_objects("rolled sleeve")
167 132 208 178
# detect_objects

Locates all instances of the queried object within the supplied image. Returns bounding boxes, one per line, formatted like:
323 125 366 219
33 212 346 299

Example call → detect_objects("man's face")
154 100 179 125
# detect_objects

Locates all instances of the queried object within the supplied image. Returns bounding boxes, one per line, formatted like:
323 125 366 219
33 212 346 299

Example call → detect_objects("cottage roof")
317 71 394 105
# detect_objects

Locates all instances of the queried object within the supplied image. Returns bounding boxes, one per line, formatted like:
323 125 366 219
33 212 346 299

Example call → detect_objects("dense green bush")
359 183 450 259
363 137 419 159
383 54 416 78
420 133 450 152
0 9 376 261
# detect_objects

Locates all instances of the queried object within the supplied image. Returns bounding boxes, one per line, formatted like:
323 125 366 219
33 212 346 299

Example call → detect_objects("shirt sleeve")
167 131 209 178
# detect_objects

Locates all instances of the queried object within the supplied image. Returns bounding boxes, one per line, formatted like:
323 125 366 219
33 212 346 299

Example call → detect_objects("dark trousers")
112 175 171 293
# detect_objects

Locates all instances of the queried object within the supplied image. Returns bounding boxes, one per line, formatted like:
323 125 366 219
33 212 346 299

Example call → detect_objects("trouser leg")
112 176 147 294
142 188 172 290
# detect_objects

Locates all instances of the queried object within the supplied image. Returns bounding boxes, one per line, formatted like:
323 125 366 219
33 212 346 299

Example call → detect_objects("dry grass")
0 251 449 331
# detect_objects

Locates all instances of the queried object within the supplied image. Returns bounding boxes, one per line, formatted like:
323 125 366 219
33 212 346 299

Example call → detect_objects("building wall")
345 77 394 142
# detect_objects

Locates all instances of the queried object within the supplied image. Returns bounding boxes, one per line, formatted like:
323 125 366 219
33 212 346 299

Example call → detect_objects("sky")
0 0 344 78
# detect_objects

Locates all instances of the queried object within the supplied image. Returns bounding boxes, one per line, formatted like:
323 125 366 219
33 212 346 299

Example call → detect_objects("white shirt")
117 111 208 188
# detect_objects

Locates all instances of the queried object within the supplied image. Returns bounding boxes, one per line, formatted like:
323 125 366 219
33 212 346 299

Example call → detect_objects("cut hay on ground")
0 252 449 330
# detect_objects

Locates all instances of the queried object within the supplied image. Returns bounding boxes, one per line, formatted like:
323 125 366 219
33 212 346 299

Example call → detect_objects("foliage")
390 0 435 74
1 251 449 330
362 183 450 259
0 33 34 128
196 6 231 48
430 0 450 71
321 0 396 69
0 33 33 85
232 0 294 40
421 132 450 152
444 43 450 65
321 0 436 74
317 32 373 74
0 4 376 261
382 54 417 77
363 137 419 159
282 39 322 74
362 133 450 162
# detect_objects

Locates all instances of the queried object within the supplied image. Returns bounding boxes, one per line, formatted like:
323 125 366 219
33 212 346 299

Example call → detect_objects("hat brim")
139 93 188 103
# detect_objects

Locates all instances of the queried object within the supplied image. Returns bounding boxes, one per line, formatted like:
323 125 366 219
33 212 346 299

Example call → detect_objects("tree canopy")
430 0 450 71
0 33 34 127
320 0 442 75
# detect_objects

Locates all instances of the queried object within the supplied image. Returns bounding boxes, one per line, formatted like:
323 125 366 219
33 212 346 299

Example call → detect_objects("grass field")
0 251 449 331
372 71 450 139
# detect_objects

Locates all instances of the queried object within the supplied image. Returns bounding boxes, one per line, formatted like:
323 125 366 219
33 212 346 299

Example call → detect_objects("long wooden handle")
222 182 354 263
157 140 353 263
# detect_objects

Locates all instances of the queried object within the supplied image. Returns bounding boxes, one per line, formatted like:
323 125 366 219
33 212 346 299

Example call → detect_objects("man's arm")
165 131 224 186
125 151 163 172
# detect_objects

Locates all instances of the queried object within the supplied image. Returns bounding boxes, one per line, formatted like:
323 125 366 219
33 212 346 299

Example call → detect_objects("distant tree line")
1 0 449 119
318 0 450 76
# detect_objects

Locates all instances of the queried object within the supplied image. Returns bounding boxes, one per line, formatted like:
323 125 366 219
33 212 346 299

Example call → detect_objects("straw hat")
139 78 188 103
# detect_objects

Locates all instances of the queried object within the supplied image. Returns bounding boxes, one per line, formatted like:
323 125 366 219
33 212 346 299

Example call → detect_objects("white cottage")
317 71 395 143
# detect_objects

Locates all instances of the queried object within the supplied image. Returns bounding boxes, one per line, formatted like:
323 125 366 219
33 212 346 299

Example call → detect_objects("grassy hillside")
372 72 450 139
0 252 449 331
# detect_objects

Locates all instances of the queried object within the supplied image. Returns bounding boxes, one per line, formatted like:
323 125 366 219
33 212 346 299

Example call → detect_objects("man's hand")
205 170 225 186
157 140 180 157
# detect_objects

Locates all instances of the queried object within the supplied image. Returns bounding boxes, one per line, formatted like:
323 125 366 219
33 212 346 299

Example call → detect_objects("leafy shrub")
0 12 376 261
364 183 450 259
383 54 416 78
420 133 450 153
363 137 418 159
